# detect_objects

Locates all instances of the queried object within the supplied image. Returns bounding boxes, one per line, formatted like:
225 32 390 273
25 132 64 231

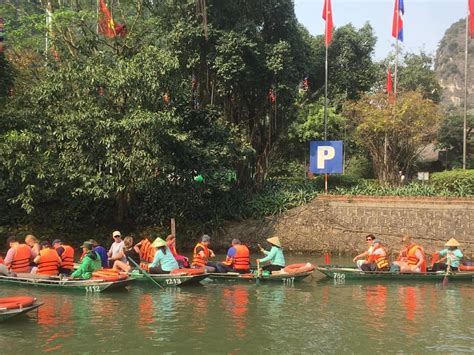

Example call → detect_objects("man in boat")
393 235 426 273
360 240 390 272
134 233 155 271
52 239 75 275
257 237 286 272
352 234 376 270
192 235 217 273
432 238 463 272
0 255 16 277
88 239 109 269
71 241 102 279
108 231 126 268
166 235 190 268
33 241 61 276
215 239 250 274
4 236 33 273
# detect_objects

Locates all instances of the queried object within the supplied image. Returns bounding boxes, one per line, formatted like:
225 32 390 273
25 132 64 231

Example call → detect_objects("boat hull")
316 266 474 282
207 271 313 285
0 274 133 293
0 303 43 322
130 273 209 287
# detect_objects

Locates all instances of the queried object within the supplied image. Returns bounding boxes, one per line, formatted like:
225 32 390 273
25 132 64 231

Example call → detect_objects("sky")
294 0 468 60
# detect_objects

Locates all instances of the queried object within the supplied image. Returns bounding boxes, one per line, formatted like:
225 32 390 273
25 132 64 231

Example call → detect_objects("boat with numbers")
0 273 133 293
129 272 209 287
316 265 474 282
207 263 316 284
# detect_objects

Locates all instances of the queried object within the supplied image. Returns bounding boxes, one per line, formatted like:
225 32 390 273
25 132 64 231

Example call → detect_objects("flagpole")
324 1 329 193
463 6 469 170
45 2 52 55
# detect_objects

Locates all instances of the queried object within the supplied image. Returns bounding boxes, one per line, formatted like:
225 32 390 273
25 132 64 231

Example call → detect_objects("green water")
1 256 473 354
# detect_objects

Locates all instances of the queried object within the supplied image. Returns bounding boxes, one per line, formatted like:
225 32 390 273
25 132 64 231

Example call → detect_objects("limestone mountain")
435 18 474 112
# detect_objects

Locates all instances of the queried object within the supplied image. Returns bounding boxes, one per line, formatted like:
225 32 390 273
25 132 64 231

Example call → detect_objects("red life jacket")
37 248 60 275
56 244 75 270
139 239 155 271
192 243 209 267
407 244 427 272
10 244 31 273
233 245 250 271
367 246 389 270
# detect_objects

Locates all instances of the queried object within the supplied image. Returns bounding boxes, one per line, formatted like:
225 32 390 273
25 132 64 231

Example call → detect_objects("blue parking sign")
309 141 343 174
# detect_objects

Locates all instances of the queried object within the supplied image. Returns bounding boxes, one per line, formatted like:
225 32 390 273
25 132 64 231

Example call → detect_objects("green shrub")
430 169 474 196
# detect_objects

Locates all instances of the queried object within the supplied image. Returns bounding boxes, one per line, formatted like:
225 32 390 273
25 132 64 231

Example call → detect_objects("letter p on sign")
310 141 343 174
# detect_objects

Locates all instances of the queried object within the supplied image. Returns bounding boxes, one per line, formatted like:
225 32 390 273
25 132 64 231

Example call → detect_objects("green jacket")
71 251 101 279
259 246 285 266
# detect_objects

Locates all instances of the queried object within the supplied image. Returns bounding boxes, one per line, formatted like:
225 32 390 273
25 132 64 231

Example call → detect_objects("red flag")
98 0 115 37
469 0 474 39
386 66 395 103
322 0 333 47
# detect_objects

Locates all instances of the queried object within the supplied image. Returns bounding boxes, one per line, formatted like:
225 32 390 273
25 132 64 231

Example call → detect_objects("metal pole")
463 9 469 170
324 2 329 193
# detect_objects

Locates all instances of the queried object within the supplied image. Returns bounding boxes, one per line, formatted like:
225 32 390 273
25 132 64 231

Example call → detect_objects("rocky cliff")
435 18 474 111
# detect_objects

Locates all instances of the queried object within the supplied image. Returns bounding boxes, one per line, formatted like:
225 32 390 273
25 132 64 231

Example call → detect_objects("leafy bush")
430 170 474 196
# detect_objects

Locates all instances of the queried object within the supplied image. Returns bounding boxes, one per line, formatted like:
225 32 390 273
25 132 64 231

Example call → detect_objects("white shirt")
109 241 126 262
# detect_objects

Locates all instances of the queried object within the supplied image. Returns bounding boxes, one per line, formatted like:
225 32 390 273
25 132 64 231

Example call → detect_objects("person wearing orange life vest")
33 241 61 276
393 235 426 273
192 235 217 273
360 240 390 272
216 239 250 274
4 236 33 273
52 239 75 275
353 234 376 270
165 234 190 268
134 234 155 271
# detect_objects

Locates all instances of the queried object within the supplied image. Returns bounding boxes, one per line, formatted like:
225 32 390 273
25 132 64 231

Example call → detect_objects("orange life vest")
407 244 426 272
56 244 75 270
139 239 155 271
192 243 209 267
10 244 31 273
367 246 389 270
233 245 250 270
37 248 60 275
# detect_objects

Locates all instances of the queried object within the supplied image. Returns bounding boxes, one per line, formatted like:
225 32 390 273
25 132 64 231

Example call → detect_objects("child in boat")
432 238 463 272
71 242 101 279
257 237 286 272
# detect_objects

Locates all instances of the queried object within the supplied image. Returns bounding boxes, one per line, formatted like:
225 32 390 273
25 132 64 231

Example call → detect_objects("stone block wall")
214 196 474 257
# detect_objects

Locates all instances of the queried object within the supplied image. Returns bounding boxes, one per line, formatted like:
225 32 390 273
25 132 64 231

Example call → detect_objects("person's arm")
34 254 41 264
353 251 369 263
72 258 88 278
259 247 276 263
56 247 64 257
149 251 160 268
134 244 141 254
4 249 15 268
415 249 424 269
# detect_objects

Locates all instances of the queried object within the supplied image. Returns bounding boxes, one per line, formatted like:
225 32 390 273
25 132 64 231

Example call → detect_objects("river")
1 256 473 354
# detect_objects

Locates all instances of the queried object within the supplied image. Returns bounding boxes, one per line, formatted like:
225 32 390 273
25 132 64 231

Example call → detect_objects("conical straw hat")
266 237 281 247
445 238 460 247
151 237 167 248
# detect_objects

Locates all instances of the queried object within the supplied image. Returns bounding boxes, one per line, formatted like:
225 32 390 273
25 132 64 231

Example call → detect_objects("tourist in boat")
216 239 250 274
191 235 217 273
52 239 75 275
25 234 41 258
4 236 33 273
33 241 61 276
166 234 190 268
432 238 464 272
257 237 286 272
107 230 126 268
0 255 16 276
393 235 426 273
71 241 102 279
360 240 390 272
352 234 376 270
89 239 109 269
148 237 179 274
134 234 155 270
112 236 140 272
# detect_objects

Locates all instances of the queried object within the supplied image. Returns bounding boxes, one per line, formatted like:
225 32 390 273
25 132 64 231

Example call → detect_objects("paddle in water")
442 260 451 287
256 259 261 286
128 257 164 289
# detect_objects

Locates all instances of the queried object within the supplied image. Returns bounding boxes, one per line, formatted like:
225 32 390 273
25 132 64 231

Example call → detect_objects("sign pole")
170 218 176 237
463 6 469 170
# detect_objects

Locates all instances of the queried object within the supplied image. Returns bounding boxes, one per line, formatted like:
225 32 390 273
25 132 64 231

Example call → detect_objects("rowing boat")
0 273 133 293
0 303 43 322
316 266 474 282
129 272 209 287
207 270 314 285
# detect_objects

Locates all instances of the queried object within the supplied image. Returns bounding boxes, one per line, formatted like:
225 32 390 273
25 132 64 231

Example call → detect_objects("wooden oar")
442 260 451 287
128 257 164 289
256 260 261 285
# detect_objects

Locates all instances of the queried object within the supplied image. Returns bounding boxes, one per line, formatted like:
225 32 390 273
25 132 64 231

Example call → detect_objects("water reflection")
222 286 249 338
365 285 387 331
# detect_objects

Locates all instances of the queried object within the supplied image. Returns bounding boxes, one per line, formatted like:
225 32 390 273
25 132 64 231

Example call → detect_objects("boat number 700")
333 273 345 280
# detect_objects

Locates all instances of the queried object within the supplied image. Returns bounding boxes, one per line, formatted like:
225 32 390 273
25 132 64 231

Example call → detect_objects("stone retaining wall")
213 196 474 257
